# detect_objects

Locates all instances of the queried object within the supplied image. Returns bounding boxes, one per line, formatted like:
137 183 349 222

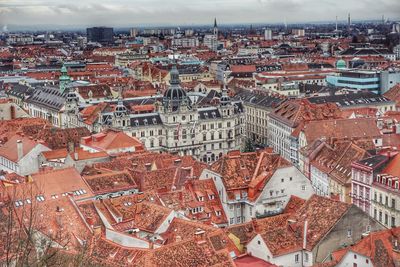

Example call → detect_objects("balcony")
256 208 283 219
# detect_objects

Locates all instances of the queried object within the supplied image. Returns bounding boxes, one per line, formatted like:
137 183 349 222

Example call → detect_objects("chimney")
145 163 151 171
17 140 23 161
303 220 308 250
68 141 75 153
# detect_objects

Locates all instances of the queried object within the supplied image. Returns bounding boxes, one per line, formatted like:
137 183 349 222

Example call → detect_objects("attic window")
152 118 157 124
144 119 148 126
134 120 139 126
15 200 24 207
211 112 216 118
36 195 45 202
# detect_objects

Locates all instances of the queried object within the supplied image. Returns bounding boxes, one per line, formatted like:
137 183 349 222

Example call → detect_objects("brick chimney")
17 140 23 161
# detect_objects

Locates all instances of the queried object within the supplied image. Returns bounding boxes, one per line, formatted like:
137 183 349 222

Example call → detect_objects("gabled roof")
0 134 47 162
302 118 382 145
31 167 94 201
210 149 291 199
383 153 400 178
81 130 144 153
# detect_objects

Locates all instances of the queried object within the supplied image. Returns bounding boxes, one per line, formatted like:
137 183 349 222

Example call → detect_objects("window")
354 254 357 259
257 240 261 245
290 177 293 181
392 216 396 227
305 252 309 262
353 263 357 267
281 178 284 183
392 199 396 209
230 218 234 224
385 214 389 225
302 185 306 191
295 254 299 263
347 229 352 238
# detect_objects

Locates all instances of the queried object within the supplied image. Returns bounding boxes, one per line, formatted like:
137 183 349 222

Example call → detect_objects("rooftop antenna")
335 16 338 31
284 17 288 31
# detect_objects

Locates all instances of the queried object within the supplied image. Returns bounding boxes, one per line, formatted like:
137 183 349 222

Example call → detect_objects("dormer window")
211 112 216 118
36 195 45 202
389 179 392 187
15 200 23 207
215 210 222 216
143 119 148 126
209 194 215 200
134 120 139 126
198 196 204 202
152 118 157 124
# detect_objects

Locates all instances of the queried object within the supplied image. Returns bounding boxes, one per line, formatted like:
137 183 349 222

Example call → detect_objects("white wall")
105 228 150 248
247 234 307 267
336 251 372 267
155 211 176 234
20 144 51 175
253 166 314 219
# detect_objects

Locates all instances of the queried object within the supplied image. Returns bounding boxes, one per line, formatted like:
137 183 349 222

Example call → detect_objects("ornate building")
102 65 245 162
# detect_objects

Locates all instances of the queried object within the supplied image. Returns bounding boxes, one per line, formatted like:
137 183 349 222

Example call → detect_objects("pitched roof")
269 99 342 128
302 118 382 144
210 149 291 199
383 153 400 178
0 134 46 162
81 130 144 153
31 167 94 200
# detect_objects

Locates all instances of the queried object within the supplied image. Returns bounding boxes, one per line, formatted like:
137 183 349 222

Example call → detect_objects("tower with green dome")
59 65 71 93
336 59 346 69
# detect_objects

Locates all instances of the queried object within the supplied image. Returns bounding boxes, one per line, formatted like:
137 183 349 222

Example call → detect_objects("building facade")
93 66 245 163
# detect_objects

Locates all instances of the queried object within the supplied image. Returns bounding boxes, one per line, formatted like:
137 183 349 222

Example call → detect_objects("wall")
105 228 150 248
336 251 372 267
253 166 314 219
20 144 51 175
313 205 384 263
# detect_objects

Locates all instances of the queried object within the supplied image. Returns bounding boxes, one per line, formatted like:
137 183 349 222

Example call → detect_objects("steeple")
59 64 71 93
213 18 218 36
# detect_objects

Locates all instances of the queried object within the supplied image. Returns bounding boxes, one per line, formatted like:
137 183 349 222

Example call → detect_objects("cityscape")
1 0 400 266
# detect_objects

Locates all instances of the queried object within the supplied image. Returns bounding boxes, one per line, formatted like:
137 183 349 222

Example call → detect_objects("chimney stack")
17 140 23 161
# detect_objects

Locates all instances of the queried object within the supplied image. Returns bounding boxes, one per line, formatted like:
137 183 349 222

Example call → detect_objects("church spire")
213 18 218 37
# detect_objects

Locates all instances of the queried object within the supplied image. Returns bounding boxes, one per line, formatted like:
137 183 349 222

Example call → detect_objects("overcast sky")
0 0 399 28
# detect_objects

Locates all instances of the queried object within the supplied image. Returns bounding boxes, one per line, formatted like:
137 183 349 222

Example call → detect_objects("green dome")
61 65 68 73
336 59 346 69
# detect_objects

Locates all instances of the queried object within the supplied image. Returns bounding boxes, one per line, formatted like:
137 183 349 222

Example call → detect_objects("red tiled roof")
81 130 144 153
383 153 400 177
31 167 94 200
0 134 46 162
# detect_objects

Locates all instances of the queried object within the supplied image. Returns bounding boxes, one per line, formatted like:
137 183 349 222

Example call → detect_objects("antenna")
335 16 338 31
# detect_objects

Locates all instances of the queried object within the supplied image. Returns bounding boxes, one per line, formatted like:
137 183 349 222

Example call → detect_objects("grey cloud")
0 0 399 27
